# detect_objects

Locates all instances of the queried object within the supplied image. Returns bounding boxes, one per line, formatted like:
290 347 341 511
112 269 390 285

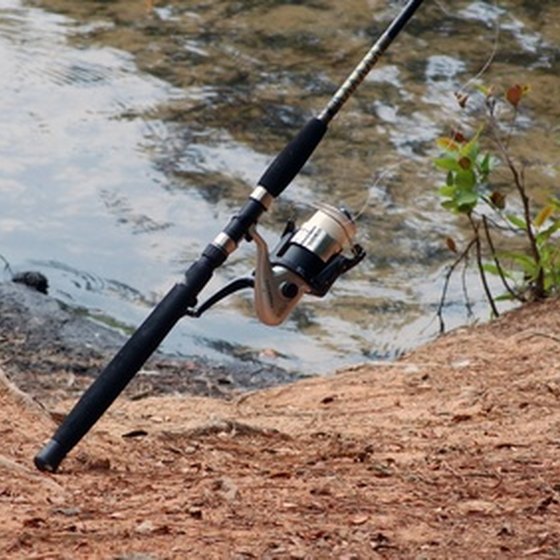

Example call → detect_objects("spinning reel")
187 205 365 325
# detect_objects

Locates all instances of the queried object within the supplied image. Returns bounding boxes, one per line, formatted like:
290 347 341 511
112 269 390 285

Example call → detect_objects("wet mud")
0 281 299 406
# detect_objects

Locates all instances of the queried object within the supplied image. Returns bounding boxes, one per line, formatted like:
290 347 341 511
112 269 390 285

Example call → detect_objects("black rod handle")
34 254 217 472
258 117 327 198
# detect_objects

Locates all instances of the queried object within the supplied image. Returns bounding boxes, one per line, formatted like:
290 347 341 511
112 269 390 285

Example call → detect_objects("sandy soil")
2 298 560 559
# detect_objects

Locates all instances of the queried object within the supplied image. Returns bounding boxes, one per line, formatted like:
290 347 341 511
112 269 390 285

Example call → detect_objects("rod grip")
34 280 201 472
258 117 327 198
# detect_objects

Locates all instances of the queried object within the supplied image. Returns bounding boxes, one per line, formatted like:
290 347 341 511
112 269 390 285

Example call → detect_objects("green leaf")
499 251 538 276
456 190 478 213
495 292 517 302
506 214 527 230
455 169 477 190
477 152 499 178
446 170 454 186
536 220 560 244
435 157 462 172
476 84 492 96
482 263 513 279
441 200 458 211
478 152 491 174
460 130 482 160
439 185 456 197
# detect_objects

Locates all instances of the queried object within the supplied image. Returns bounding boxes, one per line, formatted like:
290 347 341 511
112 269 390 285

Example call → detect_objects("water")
0 0 558 375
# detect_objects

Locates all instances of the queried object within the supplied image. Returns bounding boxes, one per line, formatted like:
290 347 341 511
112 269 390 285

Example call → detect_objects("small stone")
351 514 369 525
188 507 203 520
135 520 155 534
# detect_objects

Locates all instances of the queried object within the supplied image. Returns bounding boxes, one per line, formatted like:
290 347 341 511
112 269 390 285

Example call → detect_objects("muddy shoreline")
3 293 560 558
0 281 300 405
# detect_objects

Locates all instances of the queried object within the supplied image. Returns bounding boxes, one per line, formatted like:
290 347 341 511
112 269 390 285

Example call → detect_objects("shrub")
434 84 560 331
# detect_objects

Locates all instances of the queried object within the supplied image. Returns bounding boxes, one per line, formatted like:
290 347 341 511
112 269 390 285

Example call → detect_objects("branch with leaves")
434 84 560 330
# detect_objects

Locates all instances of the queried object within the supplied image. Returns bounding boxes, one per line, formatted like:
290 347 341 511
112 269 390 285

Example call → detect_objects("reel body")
188 206 365 325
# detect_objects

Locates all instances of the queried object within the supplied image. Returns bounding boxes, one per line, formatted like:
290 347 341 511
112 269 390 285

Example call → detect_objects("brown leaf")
450 129 467 143
490 191 506 210
506 84 529 108
454 91 469 108
437 137 460 152
534 205 554 228
446 237 457 253
458 156 472 170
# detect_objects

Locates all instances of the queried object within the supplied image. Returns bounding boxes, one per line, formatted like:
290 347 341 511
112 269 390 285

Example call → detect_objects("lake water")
0 0 558 375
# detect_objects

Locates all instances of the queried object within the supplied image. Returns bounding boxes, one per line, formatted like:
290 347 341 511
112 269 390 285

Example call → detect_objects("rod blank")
319 0 424 124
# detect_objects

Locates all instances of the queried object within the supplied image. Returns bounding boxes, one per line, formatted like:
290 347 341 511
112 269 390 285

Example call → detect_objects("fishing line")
353 162 404 222
435 0 502 102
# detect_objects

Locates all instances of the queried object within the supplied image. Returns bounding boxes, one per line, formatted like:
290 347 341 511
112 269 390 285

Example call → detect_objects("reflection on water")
0 0 558 374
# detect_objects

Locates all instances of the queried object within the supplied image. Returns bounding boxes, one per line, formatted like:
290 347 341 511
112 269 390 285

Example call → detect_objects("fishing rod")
35 0 425 473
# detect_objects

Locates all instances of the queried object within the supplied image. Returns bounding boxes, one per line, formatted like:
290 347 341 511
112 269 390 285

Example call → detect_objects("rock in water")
12 271 49 294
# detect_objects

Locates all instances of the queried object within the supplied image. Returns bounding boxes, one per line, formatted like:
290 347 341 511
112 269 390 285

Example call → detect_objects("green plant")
434 84 560 331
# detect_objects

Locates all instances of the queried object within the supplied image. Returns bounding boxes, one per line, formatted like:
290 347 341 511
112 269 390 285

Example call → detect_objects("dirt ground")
2 298 560 559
